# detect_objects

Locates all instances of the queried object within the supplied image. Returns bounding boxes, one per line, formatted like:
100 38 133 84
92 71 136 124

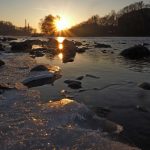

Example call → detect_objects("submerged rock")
120 45 150 59
64 80 82 89
95 43 111 48
42 99 123 134
22 73 56 88
0 59 5 66
139 82 150 90
11 41 32 52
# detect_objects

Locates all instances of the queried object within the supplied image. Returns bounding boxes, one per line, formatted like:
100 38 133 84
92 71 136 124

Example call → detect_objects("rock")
74 41 82 46
136 105 149 113
120 45 150 59
22 73 56 88
30 64 49 72
0 59 5 66
0 37 17 42
102 50 107 53
10 41 32 52
95 43 111 48
64 80 82 89
139 82 150 90
0 44 5 51
24 39 43 45
30 48 45 57
143 43 149 46
62 40 77 63
76 76 84 80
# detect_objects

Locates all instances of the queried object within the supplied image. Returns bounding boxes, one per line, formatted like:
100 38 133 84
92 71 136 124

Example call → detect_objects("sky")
0 0 150 32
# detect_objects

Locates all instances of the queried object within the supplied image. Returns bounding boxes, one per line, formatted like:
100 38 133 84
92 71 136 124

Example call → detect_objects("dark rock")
64 80 82 89
143 43 150 46
68 82 82 89
74 41 82 46
76 76 84 80
30 48 45 57
0 37 17 42
95 43 111 48
120 45 150 59
0 44 5 51
139 82 150 90
24 39 43 45
30 64 49 72
22 73 56 88
0 59 5 66
10 41 32 52
136 105 149 112
76 47 88 53
102 50 107 53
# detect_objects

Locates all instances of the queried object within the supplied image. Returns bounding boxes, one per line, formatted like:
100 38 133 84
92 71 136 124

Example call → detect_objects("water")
1 36 150 149
31 37 150 149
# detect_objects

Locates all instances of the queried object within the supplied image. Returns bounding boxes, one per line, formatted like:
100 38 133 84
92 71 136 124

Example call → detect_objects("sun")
55 17 69 31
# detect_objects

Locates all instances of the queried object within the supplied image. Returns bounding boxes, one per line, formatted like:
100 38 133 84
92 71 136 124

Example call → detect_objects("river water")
31 37 150 150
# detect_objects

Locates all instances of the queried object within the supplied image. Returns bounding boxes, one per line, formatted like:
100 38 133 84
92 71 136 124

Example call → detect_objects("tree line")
0 21 35 36
39 1 150 36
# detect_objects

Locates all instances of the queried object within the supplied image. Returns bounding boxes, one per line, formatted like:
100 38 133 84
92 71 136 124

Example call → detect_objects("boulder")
62 40 77 63
120 45 150 59
139 82 150 90
0 59 5 66
10 41 32 52
22 73 55 88
95 43 111 48
30 64 49 72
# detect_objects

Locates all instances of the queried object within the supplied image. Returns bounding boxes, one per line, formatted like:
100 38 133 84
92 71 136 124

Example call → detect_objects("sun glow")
55 17 70 31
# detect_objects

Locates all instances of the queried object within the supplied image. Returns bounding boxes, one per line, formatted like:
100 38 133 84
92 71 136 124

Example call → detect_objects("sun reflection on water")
59 43 63 50
57 37 65 43
58 53 63 60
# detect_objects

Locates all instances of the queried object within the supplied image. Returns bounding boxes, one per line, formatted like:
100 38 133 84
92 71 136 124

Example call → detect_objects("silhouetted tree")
39 15 60 35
